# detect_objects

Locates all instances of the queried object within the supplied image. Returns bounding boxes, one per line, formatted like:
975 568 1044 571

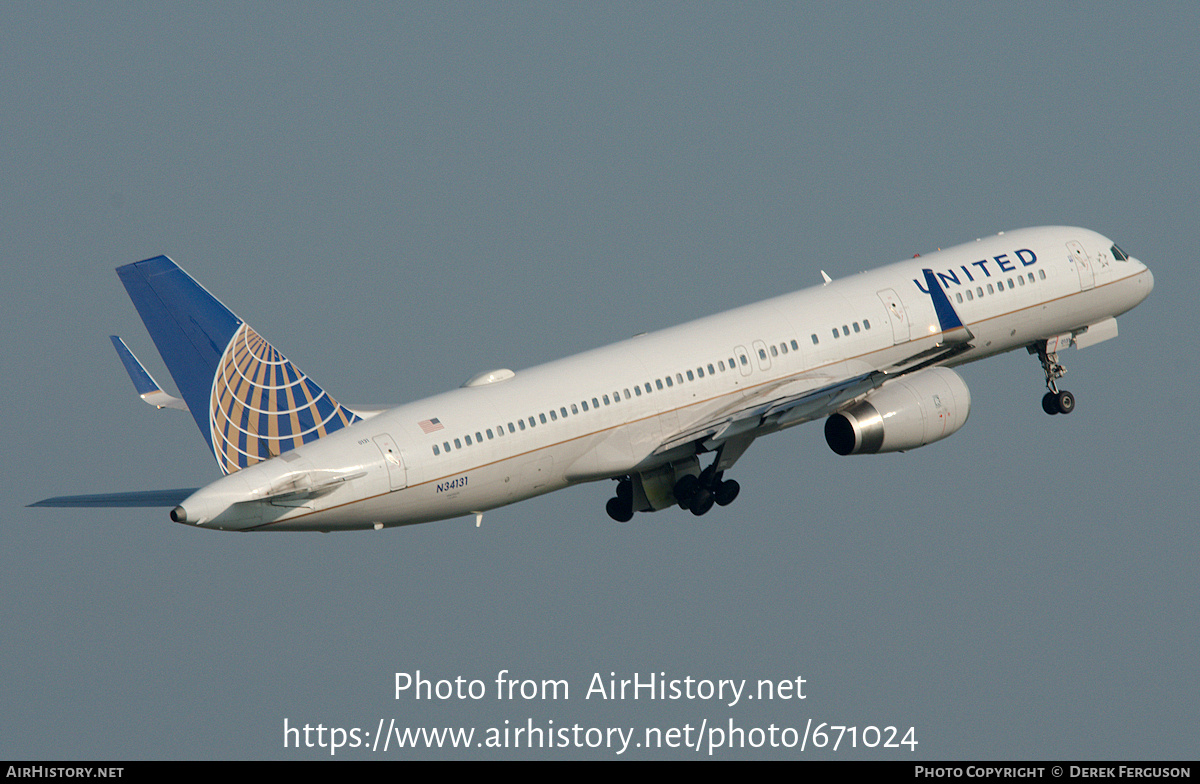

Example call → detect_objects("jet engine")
824 367 971 455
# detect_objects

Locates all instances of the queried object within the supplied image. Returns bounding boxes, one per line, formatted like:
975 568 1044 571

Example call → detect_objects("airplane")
30 226 1153 531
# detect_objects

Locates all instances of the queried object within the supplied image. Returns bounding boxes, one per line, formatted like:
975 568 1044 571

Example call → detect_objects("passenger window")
645 382 653 393
1007 278 1014 288
812 334 819 344
464 435 472 446
966 290 973 300
443 441 451 452
571 403 579 413
432 444 440 455
956 293 963 303
697 366 705 378
842 325 849 336
665 376 673 387
791 339 799 350
507 423 515 433
987 284 994 294
1018 276 1025 286
780 343 788 354
634 387 641 397
592 397 599 408
1039 270 1046 280
977 287 983 297
758 348 767 360
476 431 483 442
603 395 610 405
997 281 1004 291
852 322 860 333
863 320 870 330
708 363 716 374
655 380 663 391
769 345 778 357
832 329 839 339
687 369 695 381
582 400 589 411
454 438 462 448
517 421 525 431
528 416 536 428
487 429 494 439
539 414 546 424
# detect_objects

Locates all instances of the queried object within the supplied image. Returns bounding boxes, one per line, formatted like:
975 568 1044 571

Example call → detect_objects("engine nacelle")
824 367 971 455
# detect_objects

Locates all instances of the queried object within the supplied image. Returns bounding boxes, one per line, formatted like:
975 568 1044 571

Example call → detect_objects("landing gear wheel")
714 479 740 506
689 488 715 516
1041 389 1075 415
673 474 699 507
606 496 634 523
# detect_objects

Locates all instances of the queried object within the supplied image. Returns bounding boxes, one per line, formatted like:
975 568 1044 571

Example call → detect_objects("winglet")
921 269 973 345
110 336 189 411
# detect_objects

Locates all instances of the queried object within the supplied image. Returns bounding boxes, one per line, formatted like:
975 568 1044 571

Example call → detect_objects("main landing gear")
604 462 742 522
673 465 739 517
606 480 635 523
1034 340 1075 416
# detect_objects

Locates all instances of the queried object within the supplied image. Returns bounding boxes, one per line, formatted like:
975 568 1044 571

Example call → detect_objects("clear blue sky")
3 3 1196 759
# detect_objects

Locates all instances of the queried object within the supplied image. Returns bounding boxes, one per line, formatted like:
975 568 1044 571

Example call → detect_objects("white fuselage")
175 226 1153 531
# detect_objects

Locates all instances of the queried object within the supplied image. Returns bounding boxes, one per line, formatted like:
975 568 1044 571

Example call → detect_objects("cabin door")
877 289 911 344
373 434 407 490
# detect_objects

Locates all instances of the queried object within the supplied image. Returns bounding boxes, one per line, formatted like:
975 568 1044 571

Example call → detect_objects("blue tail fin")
116 256 361 474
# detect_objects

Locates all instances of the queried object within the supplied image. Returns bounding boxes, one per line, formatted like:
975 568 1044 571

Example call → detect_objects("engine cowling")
824 367 971 455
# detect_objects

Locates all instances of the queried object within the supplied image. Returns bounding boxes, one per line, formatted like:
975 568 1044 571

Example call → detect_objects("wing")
653 268 973 465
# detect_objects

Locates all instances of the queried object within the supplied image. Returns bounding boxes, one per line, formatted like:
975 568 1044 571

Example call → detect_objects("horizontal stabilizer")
29 488 200 508
110 336 189 411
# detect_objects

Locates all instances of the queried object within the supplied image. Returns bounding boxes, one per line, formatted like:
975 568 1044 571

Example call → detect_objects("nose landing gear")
1033 340 1075 415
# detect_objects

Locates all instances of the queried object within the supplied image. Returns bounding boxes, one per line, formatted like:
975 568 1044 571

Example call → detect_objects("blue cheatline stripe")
922 268 965 332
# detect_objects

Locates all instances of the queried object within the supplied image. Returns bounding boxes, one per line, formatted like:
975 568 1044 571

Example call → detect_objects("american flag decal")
418 417 444 434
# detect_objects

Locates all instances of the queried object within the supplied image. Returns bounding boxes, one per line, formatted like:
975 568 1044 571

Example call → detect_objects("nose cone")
1132 264 1154 309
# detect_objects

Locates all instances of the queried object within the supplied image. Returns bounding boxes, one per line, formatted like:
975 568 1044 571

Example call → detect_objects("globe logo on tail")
209 324 360 474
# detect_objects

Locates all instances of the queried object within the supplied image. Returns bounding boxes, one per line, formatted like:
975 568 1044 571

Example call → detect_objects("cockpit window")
1111 244 1129 261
